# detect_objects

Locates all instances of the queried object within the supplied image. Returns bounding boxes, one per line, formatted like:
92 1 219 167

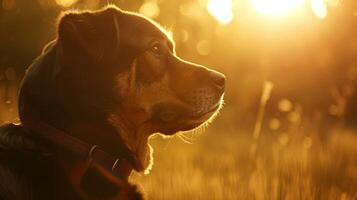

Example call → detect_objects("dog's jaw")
107 114 154 173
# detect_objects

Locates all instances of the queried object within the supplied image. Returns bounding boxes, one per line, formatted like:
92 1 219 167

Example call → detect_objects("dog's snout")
210 71 226 90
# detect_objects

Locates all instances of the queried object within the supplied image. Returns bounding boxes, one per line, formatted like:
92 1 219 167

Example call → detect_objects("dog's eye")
150 42 165 56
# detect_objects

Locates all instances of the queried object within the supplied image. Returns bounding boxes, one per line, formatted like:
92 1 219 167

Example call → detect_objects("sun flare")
55 0 78 7
207 0 233 24
252 0 304 17
311 0 327 19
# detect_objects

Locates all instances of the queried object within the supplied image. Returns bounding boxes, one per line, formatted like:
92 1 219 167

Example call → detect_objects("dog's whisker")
176 133 194 144
178 132 195 141
163 136 174 150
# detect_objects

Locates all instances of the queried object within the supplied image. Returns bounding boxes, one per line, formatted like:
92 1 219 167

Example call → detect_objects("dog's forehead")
121 11 174 46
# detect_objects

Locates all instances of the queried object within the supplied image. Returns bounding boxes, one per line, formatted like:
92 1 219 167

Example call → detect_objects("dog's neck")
64 114 153 173
107 113 153 173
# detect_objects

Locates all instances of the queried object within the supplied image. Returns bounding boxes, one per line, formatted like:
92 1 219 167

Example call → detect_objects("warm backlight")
252 0 304 17
311 0 327 19
55 0 78 7
207 0 233 24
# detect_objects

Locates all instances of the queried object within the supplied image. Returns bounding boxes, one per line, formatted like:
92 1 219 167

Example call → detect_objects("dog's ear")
57 8 121 64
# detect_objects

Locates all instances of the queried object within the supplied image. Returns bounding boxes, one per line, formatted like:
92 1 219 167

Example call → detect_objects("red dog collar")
22 120 133 180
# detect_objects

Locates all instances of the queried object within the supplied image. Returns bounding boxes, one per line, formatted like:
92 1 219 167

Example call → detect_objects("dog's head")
57 6 225 136
19 6 225 172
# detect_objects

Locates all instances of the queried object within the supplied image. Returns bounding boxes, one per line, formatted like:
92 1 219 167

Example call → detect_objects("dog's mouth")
180 98 223 130
153 95 224 135
190 103 221 118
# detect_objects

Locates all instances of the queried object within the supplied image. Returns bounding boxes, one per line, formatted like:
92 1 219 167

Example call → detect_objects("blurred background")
0 0 357 199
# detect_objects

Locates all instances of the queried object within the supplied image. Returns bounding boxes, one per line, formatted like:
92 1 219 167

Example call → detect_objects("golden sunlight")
311 0 327 19
207 0 233 24
55 0 78 7
139 0 160 19
252 0 304 17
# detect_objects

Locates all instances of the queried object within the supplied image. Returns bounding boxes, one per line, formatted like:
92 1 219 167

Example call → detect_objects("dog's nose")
210 71 226 90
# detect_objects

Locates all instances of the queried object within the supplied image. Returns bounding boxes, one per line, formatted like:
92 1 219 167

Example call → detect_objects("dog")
0 5 225 200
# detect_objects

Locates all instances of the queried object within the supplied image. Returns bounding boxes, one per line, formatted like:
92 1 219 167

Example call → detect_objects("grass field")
1 84 356 200
131 125 357 200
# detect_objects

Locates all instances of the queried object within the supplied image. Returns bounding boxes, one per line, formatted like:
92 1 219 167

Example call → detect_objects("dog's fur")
0 6 225 199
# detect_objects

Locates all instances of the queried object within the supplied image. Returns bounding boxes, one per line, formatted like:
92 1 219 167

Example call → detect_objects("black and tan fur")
0 6 225 199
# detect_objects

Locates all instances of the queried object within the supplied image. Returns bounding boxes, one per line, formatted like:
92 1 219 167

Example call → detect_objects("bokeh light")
207 0 233 24
278 99 293 113
269 118 281 130
311 0 328 19
252 0 304 16
179 1 204 18
278 133 289 146
139 0 160 19
55 0 78 7
288 111 301 123
196 40 211 56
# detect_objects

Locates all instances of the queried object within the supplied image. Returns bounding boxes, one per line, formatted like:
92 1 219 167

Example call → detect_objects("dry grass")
131 81 357 200
1 81 356 200
131 126 357 200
